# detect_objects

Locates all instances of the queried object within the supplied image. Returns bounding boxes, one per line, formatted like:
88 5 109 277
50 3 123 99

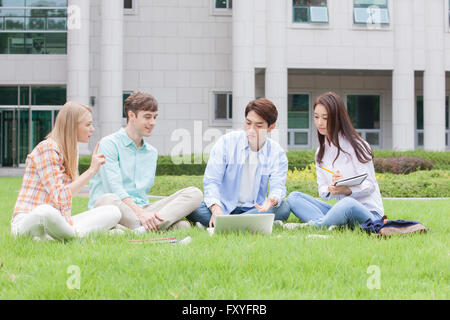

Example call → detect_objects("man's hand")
136 209 164 231
254 196 278 213
328 185 352 196
209 204 225 228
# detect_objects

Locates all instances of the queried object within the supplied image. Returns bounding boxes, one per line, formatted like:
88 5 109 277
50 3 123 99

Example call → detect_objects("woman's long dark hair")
314 92 374 166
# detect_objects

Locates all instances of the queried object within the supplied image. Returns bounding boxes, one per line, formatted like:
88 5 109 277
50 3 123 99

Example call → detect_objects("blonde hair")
47 101 92 180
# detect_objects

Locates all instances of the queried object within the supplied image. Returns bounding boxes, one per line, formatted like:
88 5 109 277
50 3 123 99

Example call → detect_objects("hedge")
149 170 450 198
79 150 450 175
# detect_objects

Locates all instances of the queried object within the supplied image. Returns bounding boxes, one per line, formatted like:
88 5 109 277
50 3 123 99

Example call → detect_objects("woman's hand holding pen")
329 170 352 196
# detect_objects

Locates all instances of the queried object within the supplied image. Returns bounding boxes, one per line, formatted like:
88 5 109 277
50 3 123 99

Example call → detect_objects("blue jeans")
286 192 382 228
187 201 291 227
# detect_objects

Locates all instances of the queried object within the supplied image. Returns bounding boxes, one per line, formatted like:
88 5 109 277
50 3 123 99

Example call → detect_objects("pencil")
319 166 336 175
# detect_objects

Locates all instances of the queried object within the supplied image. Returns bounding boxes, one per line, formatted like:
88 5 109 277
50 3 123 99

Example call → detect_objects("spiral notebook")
334 173 368 187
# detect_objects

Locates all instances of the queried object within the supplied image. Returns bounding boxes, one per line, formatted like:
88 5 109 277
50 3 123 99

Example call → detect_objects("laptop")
208 214 275 235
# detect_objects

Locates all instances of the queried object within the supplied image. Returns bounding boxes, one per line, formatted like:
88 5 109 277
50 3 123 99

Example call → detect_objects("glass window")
31 86 66 105
0 9 26 16
288 94 309 129
446 96 449 130
46 17 65 30
0 32 25 53
0 86 18 105
27 17 45 30
293 0 328 24
5 17 24 30
18 109 29 164
354 0 387 7
214 92 232 120
23 33 66 54
124 0 133 9
354 0 389 25
416 96 423 130
0 1 67 54
0 0 26 6
123 92 132 118
26 0 67 7
215 0 232 10
347 95 380 129
31 110 52 147
20 86 29 105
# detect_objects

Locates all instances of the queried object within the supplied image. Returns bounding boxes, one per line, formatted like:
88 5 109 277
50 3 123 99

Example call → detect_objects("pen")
319 166 337 198
319 166 336 175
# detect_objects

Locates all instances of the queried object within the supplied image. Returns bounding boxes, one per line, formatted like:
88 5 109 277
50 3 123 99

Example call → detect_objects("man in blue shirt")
187 98 291 227
89 92 203 232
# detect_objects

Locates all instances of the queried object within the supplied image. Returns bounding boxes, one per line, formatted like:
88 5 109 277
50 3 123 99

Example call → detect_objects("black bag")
360 216 427 236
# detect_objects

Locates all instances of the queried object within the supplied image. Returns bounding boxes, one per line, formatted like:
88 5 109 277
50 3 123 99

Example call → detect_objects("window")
288 94 310 147
446 96 449 147
214 92 232 121
0 85 65 167
0 86 31 105
215 0 232 10
347 95 381 147
0 0 67 54
123 91 132 118
31 86 66 105
353 0 389 25
293 0 328 24
124 0 133 9
416 96 424 147
0 86 18 105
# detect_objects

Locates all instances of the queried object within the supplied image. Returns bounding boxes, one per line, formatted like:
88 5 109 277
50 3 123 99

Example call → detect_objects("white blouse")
315 134 384 216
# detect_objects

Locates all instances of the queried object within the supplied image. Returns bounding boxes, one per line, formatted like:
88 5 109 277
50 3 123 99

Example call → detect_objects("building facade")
0 0 449 167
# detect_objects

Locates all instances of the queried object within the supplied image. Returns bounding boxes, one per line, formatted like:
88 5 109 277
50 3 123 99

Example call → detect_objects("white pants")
94 187 203 230
11 204 121 241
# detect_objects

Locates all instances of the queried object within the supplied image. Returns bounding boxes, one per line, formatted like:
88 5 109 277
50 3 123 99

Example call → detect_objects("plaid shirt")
13 139 73 225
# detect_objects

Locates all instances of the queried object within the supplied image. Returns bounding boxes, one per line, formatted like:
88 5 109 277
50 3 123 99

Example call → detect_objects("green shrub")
79 150 450 175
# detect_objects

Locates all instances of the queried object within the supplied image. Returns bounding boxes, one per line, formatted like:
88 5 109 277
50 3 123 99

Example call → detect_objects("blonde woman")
11 101 122 241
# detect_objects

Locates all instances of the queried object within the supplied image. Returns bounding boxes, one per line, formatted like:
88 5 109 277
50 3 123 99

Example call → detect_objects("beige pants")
94 187 203 230
11 204 122 241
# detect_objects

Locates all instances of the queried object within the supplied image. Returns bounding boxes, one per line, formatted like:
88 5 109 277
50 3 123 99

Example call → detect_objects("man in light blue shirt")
187 98 291 227
89 92 202 232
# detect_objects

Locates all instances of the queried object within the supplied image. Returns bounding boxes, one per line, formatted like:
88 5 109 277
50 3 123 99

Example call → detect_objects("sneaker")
195 222 206 230
171 220 191 230
273 220 284 227
283 222 311 230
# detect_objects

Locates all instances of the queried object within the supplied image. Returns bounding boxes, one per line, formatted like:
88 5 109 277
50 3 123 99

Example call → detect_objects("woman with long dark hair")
286 92 384 229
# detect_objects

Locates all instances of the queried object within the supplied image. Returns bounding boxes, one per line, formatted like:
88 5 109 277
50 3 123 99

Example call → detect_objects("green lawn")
0 177 449 299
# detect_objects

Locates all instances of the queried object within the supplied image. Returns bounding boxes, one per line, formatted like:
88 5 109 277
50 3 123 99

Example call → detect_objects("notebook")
208 214 275 235
334 173 368 187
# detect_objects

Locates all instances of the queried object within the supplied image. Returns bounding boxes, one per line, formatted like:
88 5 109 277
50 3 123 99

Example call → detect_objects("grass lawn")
0 176 449 299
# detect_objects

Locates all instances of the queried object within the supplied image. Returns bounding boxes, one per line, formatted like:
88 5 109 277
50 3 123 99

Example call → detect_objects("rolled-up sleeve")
348 161 375 199
98 138 130 201
203 136 227 209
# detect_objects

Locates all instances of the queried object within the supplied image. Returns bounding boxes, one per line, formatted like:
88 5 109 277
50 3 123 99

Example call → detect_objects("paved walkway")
0 168 25 177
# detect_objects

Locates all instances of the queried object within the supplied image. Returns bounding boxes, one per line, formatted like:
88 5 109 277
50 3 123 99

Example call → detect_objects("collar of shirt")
238 131 269 162
118 127 151 151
